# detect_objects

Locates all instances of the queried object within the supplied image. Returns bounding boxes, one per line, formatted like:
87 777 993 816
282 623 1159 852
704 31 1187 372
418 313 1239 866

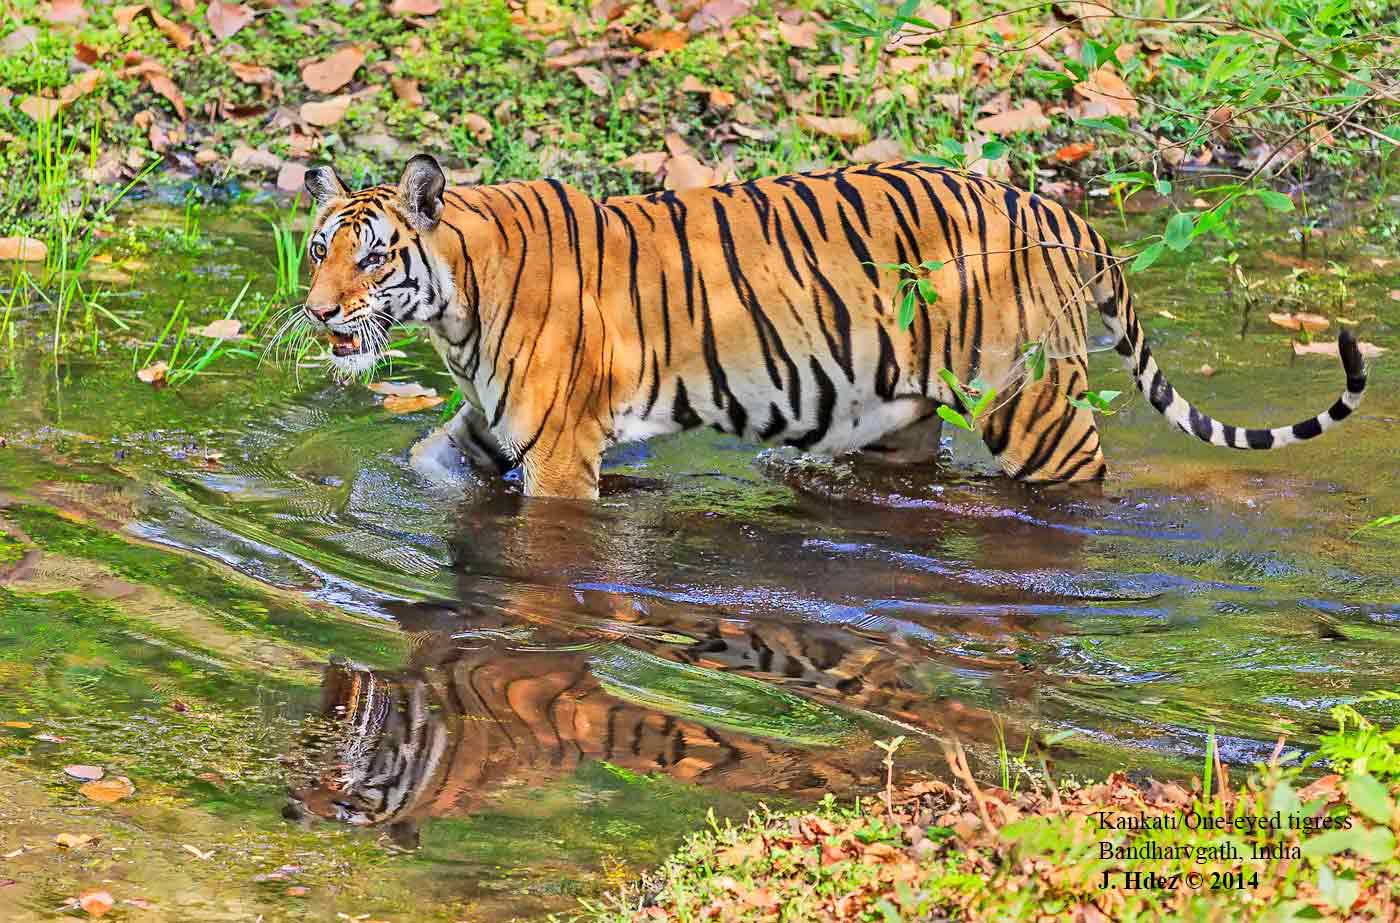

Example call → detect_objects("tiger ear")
305 164 349 207
399 154 446 231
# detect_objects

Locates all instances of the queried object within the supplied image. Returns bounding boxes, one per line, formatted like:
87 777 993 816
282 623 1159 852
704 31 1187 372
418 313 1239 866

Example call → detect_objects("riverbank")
578 719 1400 922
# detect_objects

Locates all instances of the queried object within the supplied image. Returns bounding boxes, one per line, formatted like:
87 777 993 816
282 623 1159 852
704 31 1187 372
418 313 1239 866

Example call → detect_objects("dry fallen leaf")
230 144 281 172
301 95 351 127
1389 290 1400 302
390 76 423 108
137 361 168 385
2 26 40 53
708 88 735 107
797 114 868 143
634 28 687 51
1268 312 1329 333
390 0 441 13
0 237 48 262
850 138 906 162
19 96 61 123
573 65 610 97
46 0 87 24
302 46 366 94
687 0 752 33
182 844 214 860
80 776 135 804
55 833 95 849
383 394 445 413
664 154 719 191
368 380 437 398
616 151 668 173
1054 141 1095 163
145 72 187 120
1 721 33 728
974 101 1050 135
206 0 253 41
463 113 493 143
1199 364 1215 378
1293 339 1387 360
115 5 192 50
228 61 275 85
194 318 241 339
1074 66 1138 118
64 765 104 781
78 889 114 917
778 21 819 48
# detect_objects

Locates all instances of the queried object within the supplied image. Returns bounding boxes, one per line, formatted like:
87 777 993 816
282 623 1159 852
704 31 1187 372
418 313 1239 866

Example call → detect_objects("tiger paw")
408 427 477 489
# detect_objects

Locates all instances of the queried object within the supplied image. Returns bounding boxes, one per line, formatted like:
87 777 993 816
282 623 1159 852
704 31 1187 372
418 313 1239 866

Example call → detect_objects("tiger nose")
307 304 339 322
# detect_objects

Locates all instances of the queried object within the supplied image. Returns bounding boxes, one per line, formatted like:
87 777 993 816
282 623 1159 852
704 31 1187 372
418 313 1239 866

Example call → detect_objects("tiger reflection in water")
280 597 1043 849
283 479 1065 847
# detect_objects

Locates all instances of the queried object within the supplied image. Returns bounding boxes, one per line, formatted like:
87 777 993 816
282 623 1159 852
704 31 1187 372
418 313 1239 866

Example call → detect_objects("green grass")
575 700 1400 922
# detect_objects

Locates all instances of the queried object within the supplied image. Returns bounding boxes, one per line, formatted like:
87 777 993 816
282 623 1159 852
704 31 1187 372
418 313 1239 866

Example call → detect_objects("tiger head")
281 657 441 850
298 154 457 378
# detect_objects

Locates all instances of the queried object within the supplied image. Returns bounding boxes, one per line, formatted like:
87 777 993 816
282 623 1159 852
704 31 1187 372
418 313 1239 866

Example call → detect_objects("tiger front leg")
517 417 608 501
409 401 515 486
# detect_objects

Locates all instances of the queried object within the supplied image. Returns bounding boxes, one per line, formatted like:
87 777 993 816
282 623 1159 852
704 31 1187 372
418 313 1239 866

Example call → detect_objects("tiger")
297 154 1369 499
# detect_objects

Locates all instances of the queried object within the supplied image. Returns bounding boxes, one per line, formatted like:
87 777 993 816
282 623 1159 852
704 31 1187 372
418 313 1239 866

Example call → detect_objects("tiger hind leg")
980 366 1107 483
857 409 944 466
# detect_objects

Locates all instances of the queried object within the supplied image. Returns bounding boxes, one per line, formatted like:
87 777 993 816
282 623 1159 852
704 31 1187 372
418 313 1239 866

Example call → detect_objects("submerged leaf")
80 776 135 804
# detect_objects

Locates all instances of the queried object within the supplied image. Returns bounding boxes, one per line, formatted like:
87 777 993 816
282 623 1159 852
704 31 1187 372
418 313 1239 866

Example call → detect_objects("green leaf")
829 20 880 37
1155 179 1172 196
1130 241 1166 273
1270 779 1303 821
1068 390 1121 415
981 140 1008 161
916 279 937 304
1301 825 1394 863
970 386 997 419
1103 170 1154 185
1026 67 1075 89
1042 729 1074 746
1255 189 1296 212
920 259 945 272
898 290 917 329
1023 342 1047 381
1201 44 1232 93
1076 116 1129 135
1315 865 1360 912
1345 772 1394 825
940 138 964 159
936 404 975 432
938 368 971 408
1164 212 1195 251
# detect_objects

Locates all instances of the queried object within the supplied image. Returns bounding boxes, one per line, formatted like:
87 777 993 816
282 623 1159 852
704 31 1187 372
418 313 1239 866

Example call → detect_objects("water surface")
1 193 1398 920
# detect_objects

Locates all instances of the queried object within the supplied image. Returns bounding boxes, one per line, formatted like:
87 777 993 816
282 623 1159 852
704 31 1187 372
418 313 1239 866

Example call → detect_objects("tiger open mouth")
328 331 366 357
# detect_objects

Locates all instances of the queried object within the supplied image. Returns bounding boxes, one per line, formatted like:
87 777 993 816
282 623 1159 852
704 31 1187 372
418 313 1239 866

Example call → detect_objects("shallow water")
1 191 1399 920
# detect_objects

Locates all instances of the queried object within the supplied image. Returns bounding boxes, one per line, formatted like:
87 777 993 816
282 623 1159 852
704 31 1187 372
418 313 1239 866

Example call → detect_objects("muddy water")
1 194 1398 920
